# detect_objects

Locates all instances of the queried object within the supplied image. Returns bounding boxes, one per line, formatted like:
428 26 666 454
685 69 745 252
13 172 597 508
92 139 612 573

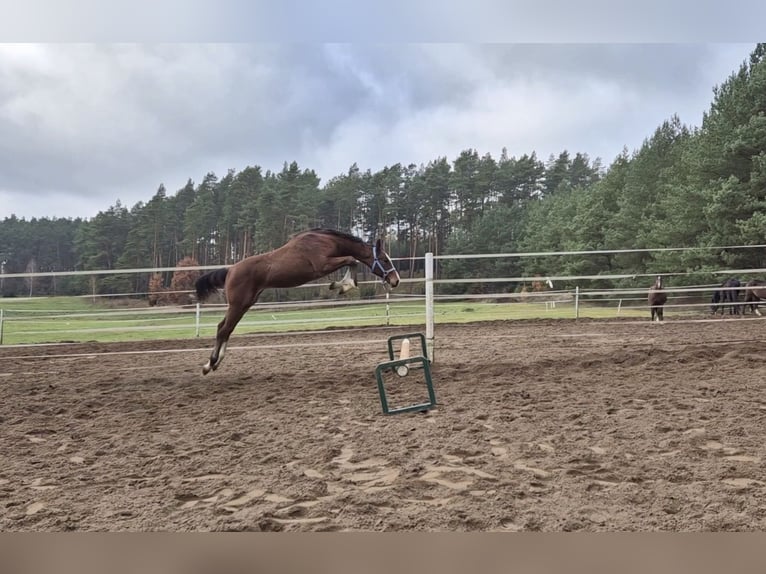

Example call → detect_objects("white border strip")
0 337 391 361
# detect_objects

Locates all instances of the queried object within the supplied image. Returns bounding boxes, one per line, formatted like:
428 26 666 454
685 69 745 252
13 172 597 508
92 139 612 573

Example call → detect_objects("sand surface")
3 317 766 531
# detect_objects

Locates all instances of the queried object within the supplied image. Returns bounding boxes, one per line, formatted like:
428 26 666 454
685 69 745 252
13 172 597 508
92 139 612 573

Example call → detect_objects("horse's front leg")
327 257 359 294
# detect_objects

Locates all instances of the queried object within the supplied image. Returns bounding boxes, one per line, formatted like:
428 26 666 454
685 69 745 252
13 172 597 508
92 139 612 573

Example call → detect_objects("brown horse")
744 279 766 316
648 275 668 322
710 277 742 316
194 228 400 374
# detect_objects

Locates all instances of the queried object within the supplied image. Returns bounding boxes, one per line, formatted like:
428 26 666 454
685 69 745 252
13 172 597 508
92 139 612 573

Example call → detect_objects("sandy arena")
3 317 766 531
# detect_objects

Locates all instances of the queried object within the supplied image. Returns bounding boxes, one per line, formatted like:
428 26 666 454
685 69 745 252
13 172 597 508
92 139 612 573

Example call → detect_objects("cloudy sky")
0 42 756 220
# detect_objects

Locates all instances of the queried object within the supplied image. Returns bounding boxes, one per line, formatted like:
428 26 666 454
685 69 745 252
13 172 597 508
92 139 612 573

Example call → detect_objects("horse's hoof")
335 277 357 294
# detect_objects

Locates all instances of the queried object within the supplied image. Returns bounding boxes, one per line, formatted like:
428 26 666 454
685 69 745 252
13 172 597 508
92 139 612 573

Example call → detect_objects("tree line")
1 44 765 299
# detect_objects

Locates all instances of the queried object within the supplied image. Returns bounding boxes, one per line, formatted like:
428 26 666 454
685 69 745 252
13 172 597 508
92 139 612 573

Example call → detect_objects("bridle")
371 245 398 283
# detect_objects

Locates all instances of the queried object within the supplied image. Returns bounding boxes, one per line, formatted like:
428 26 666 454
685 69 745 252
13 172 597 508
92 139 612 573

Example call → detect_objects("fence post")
425 252 434 362
575 286 580 319
0 308 3 345
195 302 201 337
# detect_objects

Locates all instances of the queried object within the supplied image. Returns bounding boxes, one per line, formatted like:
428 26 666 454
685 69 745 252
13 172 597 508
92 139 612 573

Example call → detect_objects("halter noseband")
371 245 397 282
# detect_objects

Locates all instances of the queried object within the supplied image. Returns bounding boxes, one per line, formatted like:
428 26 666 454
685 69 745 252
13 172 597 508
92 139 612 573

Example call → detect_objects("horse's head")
370 238 400 288
653 275 663 290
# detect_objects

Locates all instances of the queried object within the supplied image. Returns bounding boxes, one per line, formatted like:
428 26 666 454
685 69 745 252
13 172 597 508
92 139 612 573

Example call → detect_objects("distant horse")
710 278 742 316
194 228 400 374
648 275 668 322
531 276 554 291
744 279 766 316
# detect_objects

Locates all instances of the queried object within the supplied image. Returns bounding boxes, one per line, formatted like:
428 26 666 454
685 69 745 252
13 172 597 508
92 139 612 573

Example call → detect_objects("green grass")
432 301 648 323
0 294 657 346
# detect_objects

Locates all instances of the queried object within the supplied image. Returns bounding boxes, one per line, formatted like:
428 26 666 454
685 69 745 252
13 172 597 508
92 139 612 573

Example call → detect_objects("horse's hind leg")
748 293 763 316
742 291 760 315
203 302 250 375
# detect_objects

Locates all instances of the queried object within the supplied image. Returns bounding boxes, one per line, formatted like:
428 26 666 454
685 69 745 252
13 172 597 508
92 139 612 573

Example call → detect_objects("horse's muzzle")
386 271 400 288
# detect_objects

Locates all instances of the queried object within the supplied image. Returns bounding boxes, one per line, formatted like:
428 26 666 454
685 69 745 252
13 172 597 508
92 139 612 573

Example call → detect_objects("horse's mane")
303 228 367 245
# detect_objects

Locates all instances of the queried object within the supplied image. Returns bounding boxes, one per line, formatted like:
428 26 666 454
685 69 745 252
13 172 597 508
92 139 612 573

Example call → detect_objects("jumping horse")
744 279 766 316
710 278 742 316
648 275 668 322
194 228 400 374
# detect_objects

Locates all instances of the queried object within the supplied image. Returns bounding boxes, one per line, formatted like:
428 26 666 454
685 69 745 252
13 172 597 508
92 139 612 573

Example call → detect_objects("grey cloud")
0 43 757 219
327 44 749 112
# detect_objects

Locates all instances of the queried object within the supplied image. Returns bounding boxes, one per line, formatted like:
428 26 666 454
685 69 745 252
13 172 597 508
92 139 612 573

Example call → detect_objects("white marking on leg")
757 308 762 317
218 341 228 363
336 267 357 293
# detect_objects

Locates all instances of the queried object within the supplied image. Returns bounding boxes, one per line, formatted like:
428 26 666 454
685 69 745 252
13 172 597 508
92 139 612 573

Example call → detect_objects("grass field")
0 294 652 346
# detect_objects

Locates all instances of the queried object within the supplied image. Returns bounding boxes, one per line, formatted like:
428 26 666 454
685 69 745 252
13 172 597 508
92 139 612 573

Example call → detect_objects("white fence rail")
2 244 766 348
0 281 758 347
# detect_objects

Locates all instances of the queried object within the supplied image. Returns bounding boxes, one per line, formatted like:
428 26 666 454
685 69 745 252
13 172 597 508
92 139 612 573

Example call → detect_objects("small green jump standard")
375 333 436 415
386 332 429 362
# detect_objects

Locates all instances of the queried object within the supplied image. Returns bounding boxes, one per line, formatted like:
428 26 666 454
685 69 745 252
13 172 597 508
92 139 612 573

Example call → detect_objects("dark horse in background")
744 279 766 316
194 228 400 374
710 277 742 315
648 275 668 322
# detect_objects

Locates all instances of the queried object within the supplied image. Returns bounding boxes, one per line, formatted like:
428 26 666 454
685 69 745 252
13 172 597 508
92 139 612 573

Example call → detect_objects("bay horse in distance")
744 279 766 316
195 228 400 374
648 275 667 322
710 277 742 316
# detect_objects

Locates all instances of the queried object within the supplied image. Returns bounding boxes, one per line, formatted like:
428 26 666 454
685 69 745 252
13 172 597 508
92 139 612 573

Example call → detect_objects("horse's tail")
195 268 229 301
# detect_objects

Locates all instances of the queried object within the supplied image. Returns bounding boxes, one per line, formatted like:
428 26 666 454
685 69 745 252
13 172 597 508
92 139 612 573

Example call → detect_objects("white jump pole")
425 252 434 362
0 308 4 345
195 302 201 337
